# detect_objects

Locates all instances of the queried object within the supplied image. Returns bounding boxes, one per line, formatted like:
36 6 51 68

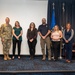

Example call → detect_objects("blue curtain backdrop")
47 0 75 42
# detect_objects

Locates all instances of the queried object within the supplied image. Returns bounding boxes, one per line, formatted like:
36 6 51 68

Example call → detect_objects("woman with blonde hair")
51 25 62 61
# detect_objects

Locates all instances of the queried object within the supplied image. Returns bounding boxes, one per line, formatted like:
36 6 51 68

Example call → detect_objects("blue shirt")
38 24 49 36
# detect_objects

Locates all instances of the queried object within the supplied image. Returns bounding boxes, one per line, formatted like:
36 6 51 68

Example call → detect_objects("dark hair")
29 22 35 30
66 23 71 29
15 21 20 27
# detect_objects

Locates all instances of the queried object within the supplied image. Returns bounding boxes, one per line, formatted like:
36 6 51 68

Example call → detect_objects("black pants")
28 39 37 57
12 40 22 56
65 42 72 60
52 41 60 60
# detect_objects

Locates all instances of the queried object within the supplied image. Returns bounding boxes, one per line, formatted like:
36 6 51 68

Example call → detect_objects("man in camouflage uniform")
1 17 12 60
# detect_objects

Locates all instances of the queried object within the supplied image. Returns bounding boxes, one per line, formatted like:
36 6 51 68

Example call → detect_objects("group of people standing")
0 17 23 60
0 17 74 63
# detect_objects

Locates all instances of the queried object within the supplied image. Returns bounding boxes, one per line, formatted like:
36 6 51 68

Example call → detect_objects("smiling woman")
0 0 48 55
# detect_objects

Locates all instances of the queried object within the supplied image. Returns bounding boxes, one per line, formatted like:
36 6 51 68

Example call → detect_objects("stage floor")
0 56 75 73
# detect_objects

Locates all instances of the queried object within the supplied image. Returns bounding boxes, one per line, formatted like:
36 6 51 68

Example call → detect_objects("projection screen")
0 0 48 55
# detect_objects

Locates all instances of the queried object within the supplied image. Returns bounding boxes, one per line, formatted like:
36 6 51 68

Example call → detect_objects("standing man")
1 17 12 60
38 18 51 60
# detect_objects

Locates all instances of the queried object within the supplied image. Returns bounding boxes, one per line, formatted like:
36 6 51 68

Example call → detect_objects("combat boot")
7 55 11 60
4 55 7 60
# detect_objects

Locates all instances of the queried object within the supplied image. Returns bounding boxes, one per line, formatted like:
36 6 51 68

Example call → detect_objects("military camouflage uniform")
1 24 12 55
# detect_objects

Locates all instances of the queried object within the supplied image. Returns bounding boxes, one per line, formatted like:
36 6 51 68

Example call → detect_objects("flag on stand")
50 3 56 30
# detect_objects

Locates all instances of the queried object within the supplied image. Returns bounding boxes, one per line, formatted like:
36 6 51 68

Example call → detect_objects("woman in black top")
27 22 37 59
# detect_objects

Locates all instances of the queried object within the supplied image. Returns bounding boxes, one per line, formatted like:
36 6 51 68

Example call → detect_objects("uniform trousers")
2 39 11 55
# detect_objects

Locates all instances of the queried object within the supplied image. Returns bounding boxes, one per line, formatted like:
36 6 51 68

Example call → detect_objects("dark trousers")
12 40 22 56
65 42 72 60
52 41 60 60
28 39 37 57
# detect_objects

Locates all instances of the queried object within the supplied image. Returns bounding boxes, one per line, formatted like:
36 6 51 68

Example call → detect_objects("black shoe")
53 59 57 61
30 56 33 60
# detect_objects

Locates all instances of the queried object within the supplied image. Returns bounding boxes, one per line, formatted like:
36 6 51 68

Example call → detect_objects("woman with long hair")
27 22 37 59
12 21 23 59
63 23 74 63
51 25 62 61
